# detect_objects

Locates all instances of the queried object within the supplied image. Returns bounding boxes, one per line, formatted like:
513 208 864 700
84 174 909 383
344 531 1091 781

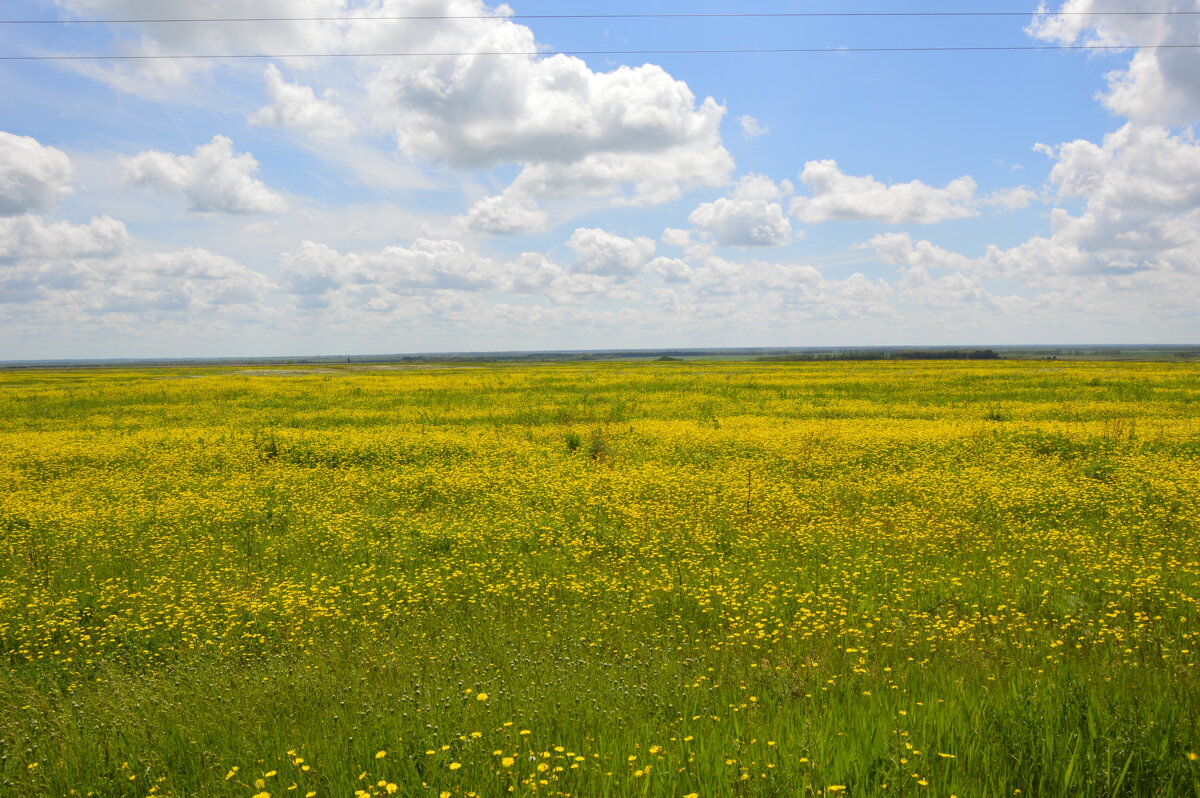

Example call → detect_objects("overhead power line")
1 10 1199 24
1 44 1197 61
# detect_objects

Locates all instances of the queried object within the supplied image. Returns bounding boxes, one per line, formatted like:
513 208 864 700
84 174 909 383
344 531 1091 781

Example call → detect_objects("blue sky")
1 0 1198 358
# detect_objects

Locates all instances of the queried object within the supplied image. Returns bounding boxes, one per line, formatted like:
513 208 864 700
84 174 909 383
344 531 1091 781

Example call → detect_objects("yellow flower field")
0 360 1197 796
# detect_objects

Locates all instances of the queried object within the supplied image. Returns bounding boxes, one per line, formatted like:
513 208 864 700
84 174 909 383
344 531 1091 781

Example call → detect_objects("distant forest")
756 349 1001 362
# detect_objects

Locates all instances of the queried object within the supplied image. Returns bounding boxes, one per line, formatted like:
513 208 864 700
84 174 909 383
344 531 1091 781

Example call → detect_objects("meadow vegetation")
0 360 1197 797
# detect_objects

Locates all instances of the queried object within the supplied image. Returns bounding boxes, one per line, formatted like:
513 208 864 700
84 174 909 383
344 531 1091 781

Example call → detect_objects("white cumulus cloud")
1037 123 1200 272
642 252 894 323
274 237 648 310
567 228 657 277
984 186 1038 211
277 239 497 298
740 115 768 139
865 122 1200 317
362 2 731 215
98 249 271 311
369 41 728 173
0 132 74 217
1 238 268 314
251 64 354 139
0 215 129 261
689 174 794 247
464 194 549 236
1029 1 1200 126
121 135 286 214
868 232 977 273
791 160 979 224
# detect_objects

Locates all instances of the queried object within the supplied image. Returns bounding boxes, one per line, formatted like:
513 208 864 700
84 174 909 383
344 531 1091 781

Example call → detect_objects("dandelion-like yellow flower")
476 692 488 701
448 762 462 771
375 750 387 759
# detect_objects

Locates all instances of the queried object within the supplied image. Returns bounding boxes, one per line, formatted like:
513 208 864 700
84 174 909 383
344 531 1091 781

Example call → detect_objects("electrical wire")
0 44 1196 61
5 9 1194 61
1 10 1199 24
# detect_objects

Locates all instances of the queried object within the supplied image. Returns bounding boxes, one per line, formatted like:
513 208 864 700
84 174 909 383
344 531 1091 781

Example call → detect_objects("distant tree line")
756 349 1001 362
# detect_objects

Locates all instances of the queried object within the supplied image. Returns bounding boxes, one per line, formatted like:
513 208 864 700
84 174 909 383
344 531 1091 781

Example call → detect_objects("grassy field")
0 360 1198 797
